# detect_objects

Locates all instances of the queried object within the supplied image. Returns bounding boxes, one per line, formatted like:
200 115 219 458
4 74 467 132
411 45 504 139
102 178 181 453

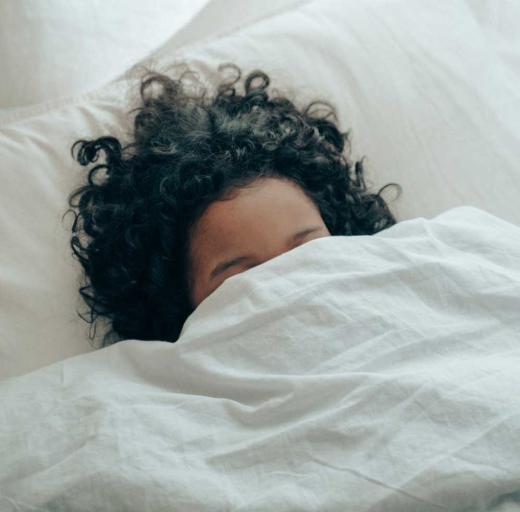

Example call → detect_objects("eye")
246 263 258 270
294 233 315 247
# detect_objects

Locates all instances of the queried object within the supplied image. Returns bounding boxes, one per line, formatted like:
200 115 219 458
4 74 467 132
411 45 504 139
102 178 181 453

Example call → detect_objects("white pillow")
1 0 519 381
0 0 209 112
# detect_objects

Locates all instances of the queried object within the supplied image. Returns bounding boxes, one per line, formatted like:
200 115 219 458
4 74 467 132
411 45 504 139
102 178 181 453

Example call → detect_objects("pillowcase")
1 0 520 381
0 0 209 112
0 0 310 380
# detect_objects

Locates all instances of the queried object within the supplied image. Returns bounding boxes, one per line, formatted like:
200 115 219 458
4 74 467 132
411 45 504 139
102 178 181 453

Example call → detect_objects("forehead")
190 177 320 249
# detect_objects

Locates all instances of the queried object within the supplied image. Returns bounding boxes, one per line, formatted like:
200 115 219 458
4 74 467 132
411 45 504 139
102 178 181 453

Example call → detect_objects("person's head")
188 175 332 308
64 62 401 347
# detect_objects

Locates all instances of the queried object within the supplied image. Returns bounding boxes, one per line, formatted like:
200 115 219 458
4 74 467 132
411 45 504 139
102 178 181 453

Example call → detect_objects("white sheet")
1 206 520 511
2 0 520 382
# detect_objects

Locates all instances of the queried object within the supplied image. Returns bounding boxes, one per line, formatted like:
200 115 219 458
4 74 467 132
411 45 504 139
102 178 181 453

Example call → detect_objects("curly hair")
63 62 402 348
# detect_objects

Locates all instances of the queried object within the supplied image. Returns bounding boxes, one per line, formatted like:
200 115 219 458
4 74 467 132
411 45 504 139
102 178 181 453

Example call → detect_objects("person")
63 62 402 347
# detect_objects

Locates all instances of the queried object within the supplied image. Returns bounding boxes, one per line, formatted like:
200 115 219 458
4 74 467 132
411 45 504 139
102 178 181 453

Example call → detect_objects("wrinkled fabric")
3 0 520 381
1 206 520 511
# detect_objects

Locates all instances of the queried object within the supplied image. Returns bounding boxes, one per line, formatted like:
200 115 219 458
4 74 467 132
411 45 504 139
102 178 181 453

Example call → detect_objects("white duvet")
1 206 520 512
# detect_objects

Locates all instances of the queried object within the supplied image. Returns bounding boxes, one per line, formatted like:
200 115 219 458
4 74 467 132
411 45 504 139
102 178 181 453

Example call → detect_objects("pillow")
0 0 209 112
0 0 311 380
0 0 301 127
1 0 520 381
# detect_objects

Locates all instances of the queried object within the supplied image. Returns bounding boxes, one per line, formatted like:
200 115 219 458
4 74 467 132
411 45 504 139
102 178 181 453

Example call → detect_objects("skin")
187 176 331 309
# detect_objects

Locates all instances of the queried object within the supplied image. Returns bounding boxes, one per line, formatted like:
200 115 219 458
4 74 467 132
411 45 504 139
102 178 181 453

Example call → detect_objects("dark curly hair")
63 62 402 348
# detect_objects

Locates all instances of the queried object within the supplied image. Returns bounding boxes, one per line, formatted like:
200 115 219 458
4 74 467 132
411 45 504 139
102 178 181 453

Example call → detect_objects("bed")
1 1 519 510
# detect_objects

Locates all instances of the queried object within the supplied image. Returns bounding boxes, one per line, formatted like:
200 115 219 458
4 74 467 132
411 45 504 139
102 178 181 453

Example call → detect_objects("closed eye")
210 225 325 280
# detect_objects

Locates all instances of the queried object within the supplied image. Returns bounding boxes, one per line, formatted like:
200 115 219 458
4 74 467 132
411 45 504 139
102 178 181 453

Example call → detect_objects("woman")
64 62 402 347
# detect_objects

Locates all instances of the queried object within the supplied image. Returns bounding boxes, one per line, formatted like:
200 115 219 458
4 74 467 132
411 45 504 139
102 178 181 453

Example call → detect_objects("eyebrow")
210 225 324 280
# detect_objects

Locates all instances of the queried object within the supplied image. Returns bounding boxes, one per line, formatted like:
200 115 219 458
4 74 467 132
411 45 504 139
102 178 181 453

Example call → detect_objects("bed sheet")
1 0 520 383
1 206 520 511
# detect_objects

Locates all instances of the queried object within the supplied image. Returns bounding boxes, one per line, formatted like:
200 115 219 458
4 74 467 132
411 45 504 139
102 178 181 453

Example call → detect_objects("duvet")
1 206 520 512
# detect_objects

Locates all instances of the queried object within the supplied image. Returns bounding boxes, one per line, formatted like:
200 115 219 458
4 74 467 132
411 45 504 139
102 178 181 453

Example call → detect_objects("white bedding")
2 0 520 382
1 206 520 511
0 0 209 111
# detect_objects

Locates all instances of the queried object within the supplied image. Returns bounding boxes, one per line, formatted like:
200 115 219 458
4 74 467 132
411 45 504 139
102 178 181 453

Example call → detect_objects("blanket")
1 206 520 511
